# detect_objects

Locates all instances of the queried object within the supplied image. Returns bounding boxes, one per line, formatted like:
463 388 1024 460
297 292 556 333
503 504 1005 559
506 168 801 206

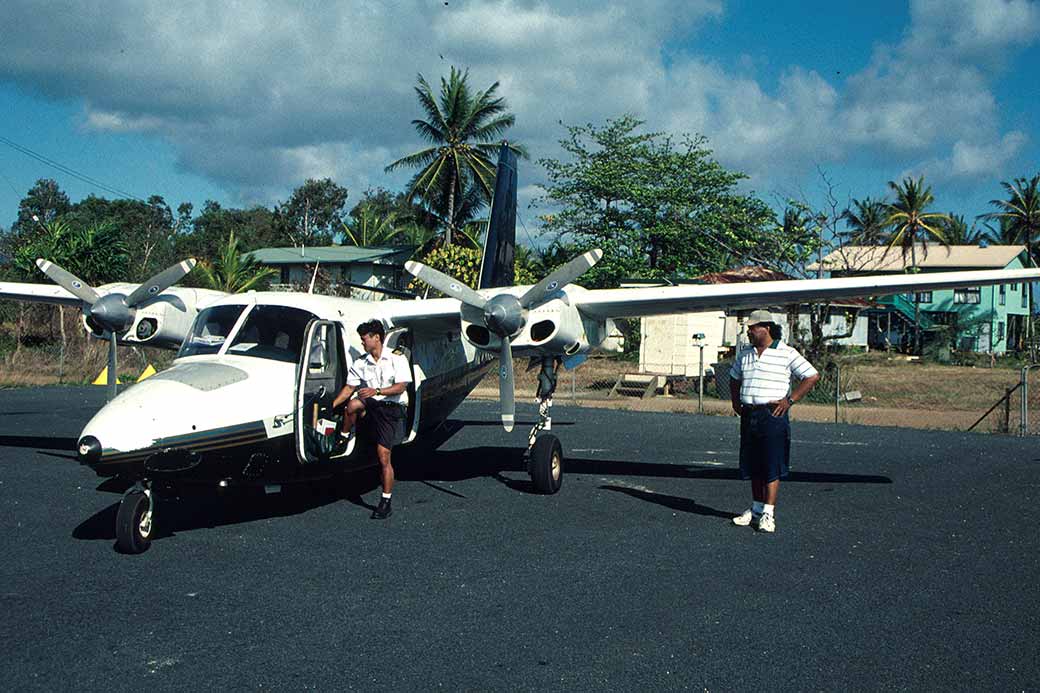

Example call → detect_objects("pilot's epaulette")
393 347 404 355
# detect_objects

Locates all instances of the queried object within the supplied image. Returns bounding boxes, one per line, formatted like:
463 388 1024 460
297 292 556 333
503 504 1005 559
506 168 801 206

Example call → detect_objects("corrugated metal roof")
248 245 414 265
811 245 1026 271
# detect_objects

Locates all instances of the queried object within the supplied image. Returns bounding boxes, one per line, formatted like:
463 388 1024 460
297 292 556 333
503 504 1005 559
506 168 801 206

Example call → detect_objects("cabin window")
178 305 246 357
226 305 317 363
954 287 980 304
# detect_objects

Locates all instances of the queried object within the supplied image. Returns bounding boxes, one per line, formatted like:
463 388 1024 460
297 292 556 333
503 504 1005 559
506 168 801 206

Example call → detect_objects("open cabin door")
295 319 350 464
384 327 422 444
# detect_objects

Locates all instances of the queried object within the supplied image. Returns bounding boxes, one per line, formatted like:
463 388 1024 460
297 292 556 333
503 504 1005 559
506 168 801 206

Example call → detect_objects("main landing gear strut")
116 481 154 554
525 357 564 494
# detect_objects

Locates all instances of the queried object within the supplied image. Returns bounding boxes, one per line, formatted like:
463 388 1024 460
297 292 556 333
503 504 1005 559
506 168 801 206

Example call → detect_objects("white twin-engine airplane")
2 145 1038 553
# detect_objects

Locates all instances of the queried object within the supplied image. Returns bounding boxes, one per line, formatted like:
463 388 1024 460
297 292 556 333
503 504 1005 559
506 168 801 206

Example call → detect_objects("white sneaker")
732 509 761 526
757 512 775 533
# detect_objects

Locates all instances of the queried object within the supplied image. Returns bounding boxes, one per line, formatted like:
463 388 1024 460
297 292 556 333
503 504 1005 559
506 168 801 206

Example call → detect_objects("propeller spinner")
405 248 602 431
35 258 197 400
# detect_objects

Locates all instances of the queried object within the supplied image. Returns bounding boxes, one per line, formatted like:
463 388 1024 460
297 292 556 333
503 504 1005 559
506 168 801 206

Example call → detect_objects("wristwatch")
786 395 795 405
376 388 382 396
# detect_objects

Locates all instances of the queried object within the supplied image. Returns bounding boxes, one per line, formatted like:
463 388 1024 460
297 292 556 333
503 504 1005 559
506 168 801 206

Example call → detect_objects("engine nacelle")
82 285 226 350
512 288 624 356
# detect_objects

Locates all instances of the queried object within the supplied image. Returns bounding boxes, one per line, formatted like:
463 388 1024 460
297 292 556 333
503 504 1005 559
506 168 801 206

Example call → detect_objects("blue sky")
1 0 1038 239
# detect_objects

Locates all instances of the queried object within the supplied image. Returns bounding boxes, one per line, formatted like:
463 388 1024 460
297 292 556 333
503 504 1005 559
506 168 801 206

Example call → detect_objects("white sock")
752 501 764 515
763 503 775 516
381 492 392 500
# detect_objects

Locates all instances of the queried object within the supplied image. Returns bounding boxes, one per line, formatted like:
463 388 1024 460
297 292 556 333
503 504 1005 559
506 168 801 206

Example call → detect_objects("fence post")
833 362 841 424
1021 366 1029 436
571 369 576 402
697 343 705 414
1003 387 1012 434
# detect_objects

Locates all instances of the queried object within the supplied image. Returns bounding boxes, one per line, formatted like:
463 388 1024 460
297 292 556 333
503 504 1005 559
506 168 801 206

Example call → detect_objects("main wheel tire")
116 490 153 554
529 434 563 494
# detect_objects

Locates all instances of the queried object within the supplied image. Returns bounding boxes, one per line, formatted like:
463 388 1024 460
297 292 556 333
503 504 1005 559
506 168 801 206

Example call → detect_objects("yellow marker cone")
93 367 121 385
136 364 157 382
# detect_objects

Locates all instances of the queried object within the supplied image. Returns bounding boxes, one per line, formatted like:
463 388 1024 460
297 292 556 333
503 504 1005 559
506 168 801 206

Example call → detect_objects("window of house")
1023 287 1029 308
954 287 981 304
997 322 1006 341
905 291 932 303
999 284 1006 306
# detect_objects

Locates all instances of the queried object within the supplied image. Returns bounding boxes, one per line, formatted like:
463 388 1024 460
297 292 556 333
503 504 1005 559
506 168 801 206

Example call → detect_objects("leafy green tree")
65 195 177 277
840 197 890 245
411 243 536 297
175 201 281 268
885 176 950 353
538 116 788 289
2 179 71 260
195 231 277 293
385 67 525 244
276 178 349 247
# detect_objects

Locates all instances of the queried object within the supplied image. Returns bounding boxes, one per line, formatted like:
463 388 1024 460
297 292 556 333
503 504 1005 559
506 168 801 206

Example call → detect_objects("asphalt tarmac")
1 386 1038 691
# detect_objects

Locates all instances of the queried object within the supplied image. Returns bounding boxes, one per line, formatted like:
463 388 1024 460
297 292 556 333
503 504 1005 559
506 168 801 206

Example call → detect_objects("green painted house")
814 245 1031 354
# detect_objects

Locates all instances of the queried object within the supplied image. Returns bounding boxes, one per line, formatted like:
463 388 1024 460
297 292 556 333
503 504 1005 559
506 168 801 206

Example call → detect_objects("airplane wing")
380 297 463 333
571 267 1040 319
0 281 82 307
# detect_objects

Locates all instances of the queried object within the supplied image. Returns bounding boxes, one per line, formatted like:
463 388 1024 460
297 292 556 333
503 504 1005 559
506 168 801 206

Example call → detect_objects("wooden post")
1003 387 1012 433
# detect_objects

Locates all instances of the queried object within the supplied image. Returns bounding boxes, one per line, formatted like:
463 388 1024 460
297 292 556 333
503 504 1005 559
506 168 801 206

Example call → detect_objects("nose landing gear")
526 357 564 494
116 483 154 554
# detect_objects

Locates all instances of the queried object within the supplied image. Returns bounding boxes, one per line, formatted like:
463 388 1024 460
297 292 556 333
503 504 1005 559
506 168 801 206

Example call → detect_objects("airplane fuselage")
76 291 496 486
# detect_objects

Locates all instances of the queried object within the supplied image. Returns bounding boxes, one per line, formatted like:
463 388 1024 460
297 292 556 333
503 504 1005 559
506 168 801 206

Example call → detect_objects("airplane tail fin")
477 144 517 289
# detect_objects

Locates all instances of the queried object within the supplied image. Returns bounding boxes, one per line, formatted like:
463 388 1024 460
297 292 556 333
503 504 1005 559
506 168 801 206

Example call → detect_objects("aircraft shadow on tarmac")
393 445 893 494
0 435 78 452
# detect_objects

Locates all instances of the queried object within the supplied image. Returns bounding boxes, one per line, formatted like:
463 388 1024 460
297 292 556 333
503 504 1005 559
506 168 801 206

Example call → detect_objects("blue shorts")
739 405 791 482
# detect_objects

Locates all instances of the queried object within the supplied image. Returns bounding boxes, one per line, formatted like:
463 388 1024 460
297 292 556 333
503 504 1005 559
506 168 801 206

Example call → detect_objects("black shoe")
371 498 392 519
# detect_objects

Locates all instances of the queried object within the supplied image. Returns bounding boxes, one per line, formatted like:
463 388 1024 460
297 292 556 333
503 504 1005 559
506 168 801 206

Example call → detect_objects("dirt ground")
473 353 1037 433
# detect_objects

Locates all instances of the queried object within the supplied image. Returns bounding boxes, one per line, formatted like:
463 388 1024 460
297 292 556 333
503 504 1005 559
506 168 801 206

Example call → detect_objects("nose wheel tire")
529 434 563 494
116 489 153 554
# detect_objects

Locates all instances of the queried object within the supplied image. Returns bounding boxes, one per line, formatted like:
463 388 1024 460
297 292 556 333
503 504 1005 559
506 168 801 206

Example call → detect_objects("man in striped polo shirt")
729 309 819 533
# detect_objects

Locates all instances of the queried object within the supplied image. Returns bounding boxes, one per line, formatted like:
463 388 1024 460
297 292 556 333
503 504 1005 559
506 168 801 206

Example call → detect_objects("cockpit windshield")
178 305 246 357
224 305 316 363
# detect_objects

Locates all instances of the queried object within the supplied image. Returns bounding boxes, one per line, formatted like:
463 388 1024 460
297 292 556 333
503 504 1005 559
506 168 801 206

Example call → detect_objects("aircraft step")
609 373 662 399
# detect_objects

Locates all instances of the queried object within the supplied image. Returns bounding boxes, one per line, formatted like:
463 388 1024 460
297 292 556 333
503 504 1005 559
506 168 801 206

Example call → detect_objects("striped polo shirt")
729 340 818 405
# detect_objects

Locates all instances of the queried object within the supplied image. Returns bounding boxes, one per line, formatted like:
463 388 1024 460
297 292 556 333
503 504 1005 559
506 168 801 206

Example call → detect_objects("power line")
0 134 144 202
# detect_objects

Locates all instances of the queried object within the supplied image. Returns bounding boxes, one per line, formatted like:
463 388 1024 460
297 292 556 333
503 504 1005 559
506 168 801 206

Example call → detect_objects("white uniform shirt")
729 340 818 405
347 349 412 406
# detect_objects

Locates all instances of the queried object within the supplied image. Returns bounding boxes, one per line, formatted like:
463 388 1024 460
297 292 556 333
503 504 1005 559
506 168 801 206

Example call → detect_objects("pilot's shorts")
739 405 791 482
362 398 406 449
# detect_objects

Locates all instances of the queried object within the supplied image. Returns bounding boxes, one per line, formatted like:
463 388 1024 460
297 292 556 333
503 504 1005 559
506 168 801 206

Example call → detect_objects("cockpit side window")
178 305 246 357
226 305 316 363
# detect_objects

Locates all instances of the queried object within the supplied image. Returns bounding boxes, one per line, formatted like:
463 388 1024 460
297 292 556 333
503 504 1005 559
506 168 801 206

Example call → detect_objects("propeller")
35 258 197 400
405 248 602 431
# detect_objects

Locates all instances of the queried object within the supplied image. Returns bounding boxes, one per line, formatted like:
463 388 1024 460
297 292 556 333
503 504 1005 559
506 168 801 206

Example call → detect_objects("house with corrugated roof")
812 245 1031 353
248 245 415 301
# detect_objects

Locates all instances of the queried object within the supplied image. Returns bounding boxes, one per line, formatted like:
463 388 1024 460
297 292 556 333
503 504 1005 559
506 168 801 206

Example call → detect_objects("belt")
744 403 775 411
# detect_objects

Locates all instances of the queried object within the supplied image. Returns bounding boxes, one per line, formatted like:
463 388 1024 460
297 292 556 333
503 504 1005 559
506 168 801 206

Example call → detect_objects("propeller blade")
519 248 603 309
404 261 488 310
107 331 118 401
35 259 100 305
126 259 197 307
499 339 515 432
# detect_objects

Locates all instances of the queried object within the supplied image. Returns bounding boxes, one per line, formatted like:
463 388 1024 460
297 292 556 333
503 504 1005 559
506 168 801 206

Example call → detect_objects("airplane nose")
77 435 102 464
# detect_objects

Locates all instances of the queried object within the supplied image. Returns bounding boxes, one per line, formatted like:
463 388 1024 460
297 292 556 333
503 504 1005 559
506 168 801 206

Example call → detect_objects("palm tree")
885 177 950 354
340 208 401 247
941 214 986 245
385 67 525 244
196 231 276 293
982 174 1040 350
840 197 890 245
